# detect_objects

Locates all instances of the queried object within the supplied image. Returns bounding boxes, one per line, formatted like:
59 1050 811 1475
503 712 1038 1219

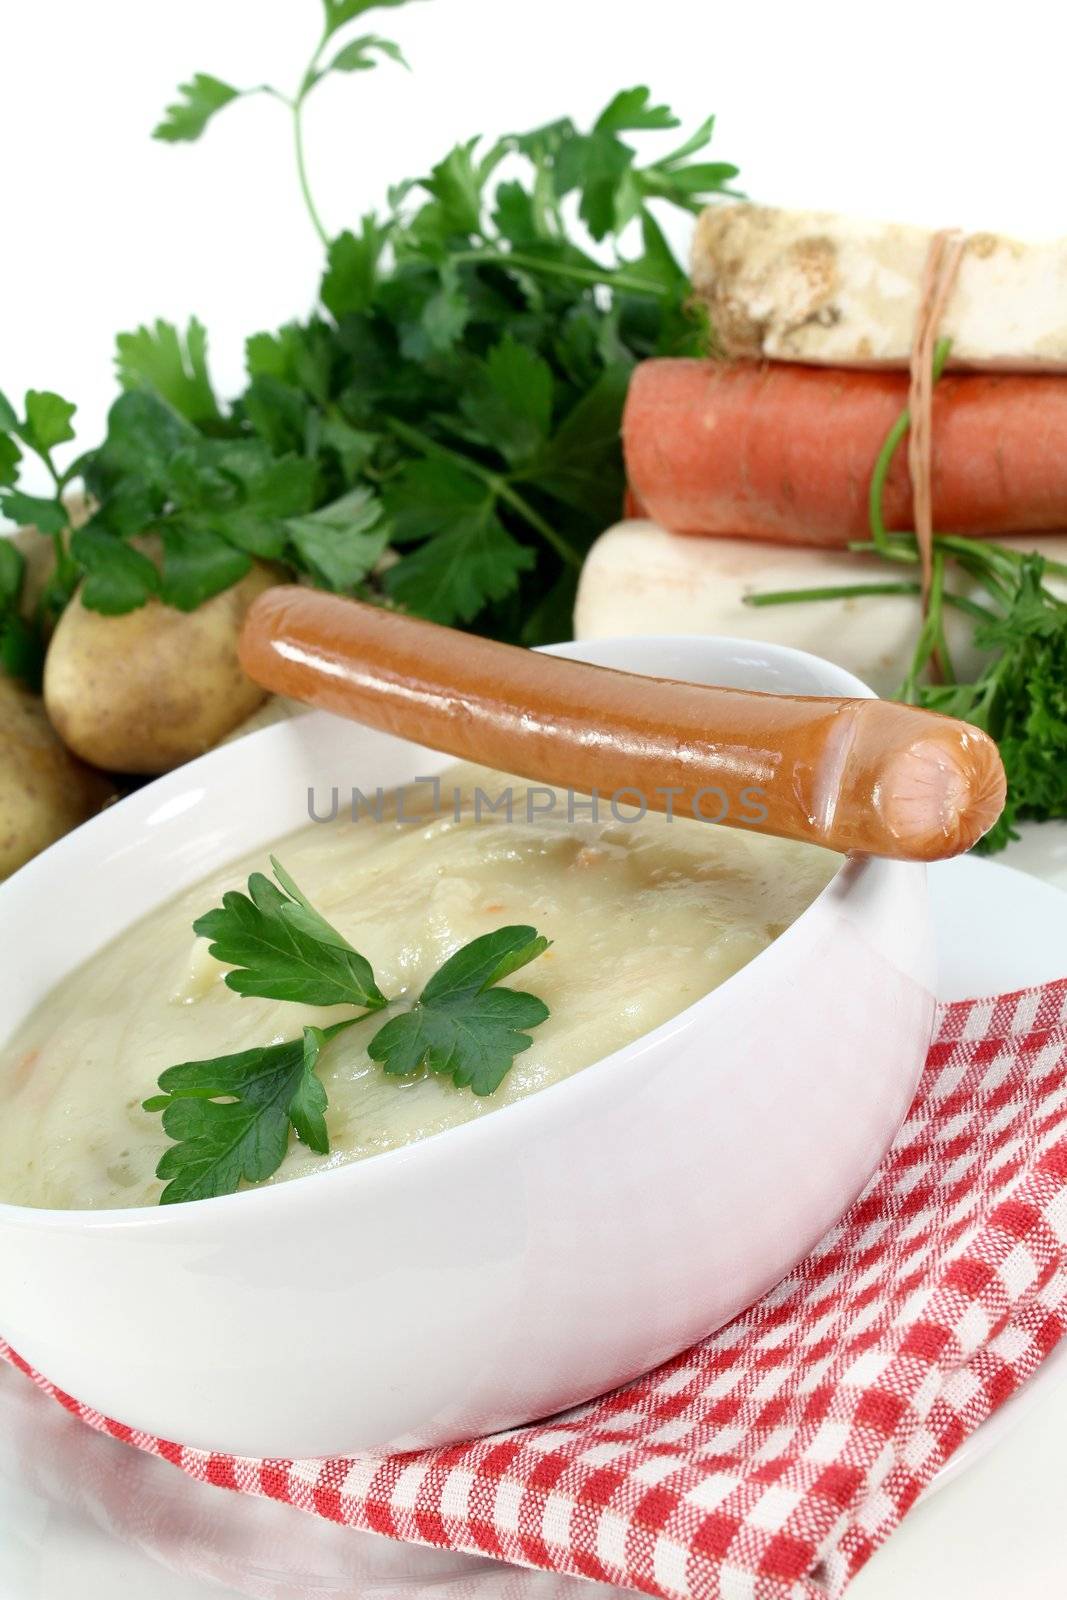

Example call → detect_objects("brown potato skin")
0 677 115 880
44 563 280 775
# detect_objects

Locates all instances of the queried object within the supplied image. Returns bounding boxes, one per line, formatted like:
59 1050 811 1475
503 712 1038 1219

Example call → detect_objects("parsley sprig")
144 859 551 1203
153 0 421 248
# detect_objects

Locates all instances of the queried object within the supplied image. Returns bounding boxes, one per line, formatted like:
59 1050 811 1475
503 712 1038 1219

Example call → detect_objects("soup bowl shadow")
0 636 935 1458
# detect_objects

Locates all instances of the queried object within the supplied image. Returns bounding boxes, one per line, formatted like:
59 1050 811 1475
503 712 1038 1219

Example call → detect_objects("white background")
2 0 1063 498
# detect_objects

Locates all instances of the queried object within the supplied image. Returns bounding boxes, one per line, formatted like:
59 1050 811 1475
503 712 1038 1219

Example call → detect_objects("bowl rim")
0 633 887 1232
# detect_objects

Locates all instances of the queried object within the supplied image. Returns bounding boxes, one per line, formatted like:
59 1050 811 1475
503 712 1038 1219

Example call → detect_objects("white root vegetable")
574 521 1067 698
692 205 1067 372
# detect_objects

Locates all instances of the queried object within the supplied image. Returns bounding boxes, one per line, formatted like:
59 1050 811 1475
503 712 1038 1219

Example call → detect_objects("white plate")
0 845 1064 1600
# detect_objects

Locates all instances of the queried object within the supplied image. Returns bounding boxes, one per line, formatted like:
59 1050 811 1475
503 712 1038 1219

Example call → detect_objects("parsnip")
692 205 1067 371
574 521 1067 698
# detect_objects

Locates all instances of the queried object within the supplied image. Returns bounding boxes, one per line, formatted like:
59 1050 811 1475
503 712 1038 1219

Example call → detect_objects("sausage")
238 589 1006 862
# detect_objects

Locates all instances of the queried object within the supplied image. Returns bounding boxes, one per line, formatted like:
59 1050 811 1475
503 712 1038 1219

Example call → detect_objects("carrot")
623 359 1067 547
622 485 648 520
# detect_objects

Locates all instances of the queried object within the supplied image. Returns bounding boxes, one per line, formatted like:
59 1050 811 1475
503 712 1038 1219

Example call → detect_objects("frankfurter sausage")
239 589 1006 861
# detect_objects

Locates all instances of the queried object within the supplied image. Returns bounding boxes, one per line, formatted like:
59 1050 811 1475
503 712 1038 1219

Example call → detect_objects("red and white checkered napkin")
5 978 1067 1600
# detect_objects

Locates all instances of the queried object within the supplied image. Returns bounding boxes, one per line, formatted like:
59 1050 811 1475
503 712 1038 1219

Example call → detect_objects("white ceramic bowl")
0 637 936 1458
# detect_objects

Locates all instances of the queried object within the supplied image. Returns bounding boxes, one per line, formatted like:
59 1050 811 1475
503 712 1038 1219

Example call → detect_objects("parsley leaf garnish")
146 1022 347 1205
145 865 552 1203
368 925 551 1095
192 856 389 1009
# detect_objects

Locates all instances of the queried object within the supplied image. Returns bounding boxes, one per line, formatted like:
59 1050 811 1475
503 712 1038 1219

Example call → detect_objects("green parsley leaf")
532 364 632 524
319 417 378 484
86 392 195 498
419 139 488 237
383 504 533 624
193 450 319 559
0 434 20 489
918 554 1067 852
20 390 77 454
553 129 635 242
145 1020 350 1204
70 528 161 614
115 318 221 427
246 320 335 404
288 1026 333 1154
459 336 553 467
158 524 252 611
491 181 541 246
0 539 23 610
383 457 489 543
321 217 391 319
639 159 741 212
321 0 424 42
0 391 17 432
285 487 388 589
410 264 471 356
241 375 312 457
0 613 45 689
326 33 408 75
147 856 551 1202
594 86 680 134
193 857 389 1010
368 925 551 1095
153 74 242 143
0 490 67 536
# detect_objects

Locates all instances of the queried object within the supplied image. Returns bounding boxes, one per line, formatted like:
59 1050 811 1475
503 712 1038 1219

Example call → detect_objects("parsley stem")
293 102 328 247
291 29 331 247
900 549 951 701
385 418 581 569
453 249 670 301
495 480 580 568
744 580 921 607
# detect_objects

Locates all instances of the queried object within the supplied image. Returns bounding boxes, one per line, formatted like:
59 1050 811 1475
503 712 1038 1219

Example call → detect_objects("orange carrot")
623 360 1067 546
622 485 648 520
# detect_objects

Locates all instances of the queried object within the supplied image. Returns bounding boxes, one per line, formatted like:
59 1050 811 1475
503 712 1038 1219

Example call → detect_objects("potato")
44 562 280 775
0 677 115 880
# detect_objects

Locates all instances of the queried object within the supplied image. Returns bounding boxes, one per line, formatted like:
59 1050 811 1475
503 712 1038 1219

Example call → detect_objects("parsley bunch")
1 0 738 669
144 857 551 1203
914 549 1067 851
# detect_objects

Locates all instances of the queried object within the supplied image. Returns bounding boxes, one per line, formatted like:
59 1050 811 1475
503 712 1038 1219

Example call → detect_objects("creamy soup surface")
0 766 840 1209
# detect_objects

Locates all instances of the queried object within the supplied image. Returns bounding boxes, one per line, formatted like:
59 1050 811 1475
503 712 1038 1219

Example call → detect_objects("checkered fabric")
4 978 1067 1600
